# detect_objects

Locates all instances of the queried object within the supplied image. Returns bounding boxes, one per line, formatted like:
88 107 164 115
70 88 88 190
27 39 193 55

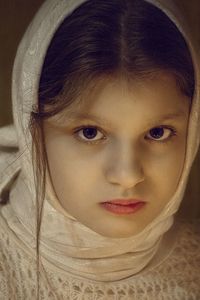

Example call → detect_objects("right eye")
74 126 106 144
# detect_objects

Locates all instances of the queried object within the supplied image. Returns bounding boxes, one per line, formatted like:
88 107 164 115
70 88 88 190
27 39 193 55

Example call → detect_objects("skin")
43 73 190 238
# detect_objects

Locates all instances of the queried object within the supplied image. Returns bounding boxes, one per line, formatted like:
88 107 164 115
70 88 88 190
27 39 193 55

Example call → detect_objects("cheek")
46 140 101 202
147 142 186 197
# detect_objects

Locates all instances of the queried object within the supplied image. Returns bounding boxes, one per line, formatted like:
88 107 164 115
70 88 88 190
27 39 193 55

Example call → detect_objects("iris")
150 127 164 139
83 127 98 139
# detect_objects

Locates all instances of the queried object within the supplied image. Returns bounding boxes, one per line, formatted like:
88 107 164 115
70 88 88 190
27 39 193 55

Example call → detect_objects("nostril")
105 164 144 188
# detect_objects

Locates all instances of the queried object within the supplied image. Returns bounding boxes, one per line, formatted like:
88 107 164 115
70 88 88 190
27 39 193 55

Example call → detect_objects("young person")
0 0 199 299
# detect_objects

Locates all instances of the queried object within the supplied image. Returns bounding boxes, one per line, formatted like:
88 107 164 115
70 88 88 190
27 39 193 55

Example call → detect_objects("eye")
146 126 177 142
74 126 106 143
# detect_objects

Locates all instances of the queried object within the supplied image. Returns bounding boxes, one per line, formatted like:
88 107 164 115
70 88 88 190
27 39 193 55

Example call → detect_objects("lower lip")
100 202 146 215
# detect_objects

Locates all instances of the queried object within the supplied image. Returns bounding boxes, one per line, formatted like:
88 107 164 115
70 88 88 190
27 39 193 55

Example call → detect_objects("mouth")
100 199 146 215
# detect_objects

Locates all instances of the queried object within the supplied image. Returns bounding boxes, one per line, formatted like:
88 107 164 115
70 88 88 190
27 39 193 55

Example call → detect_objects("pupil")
83 128 97 139
150 127 164 139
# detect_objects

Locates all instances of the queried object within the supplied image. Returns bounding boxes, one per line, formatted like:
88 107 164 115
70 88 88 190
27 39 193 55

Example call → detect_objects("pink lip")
100 199 146 215
103 199 145 205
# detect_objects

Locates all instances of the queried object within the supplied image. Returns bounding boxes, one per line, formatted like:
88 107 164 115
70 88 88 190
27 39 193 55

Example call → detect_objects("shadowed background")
0 0 200 217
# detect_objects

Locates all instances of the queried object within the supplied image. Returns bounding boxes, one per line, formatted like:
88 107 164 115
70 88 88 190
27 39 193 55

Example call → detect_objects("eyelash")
73 125 177 145
73 125 107 145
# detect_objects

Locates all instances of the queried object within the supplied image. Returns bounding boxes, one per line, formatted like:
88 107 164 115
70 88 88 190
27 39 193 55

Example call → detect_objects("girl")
0 0 200 299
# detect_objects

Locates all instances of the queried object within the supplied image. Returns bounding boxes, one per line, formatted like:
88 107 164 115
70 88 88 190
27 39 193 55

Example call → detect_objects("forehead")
60 72 189 119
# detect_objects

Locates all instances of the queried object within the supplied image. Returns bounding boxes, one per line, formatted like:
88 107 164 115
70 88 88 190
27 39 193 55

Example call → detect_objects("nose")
105 142 144 189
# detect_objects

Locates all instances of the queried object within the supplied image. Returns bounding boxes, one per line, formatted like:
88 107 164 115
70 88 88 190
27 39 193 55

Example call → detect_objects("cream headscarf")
0 0 200 282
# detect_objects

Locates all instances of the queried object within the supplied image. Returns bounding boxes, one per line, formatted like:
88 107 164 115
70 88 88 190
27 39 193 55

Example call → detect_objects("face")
43 73 190 238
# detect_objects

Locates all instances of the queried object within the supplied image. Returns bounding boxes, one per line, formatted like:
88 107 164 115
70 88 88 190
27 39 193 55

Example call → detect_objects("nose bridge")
105 139 144 188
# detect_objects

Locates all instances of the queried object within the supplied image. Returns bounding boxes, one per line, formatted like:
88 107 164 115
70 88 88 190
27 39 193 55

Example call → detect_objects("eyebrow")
66 112 114 127
64 111 187 128
145 111 188 126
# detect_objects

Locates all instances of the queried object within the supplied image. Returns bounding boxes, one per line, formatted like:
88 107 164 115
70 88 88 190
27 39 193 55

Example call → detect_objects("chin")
92 223 145 239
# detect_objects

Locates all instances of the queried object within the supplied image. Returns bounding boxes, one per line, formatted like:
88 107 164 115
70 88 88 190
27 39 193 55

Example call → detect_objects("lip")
100 199 146 215
103 199 145 205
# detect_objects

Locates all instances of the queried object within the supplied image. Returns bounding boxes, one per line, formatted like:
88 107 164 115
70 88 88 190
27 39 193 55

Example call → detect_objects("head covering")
0 0 200 282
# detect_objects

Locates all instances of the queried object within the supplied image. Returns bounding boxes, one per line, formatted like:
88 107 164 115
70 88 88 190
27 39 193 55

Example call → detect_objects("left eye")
146 127 173 141
75 126 105 142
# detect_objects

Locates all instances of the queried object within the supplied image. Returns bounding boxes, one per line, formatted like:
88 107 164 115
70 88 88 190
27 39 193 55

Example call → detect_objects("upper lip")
102 199 146 205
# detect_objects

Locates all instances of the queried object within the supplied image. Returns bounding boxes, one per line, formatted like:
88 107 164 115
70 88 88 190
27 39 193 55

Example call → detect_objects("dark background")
0 0 43 127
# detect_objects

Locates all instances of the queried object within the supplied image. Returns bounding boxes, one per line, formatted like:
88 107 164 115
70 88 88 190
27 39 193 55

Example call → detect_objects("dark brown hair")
29 0 195 297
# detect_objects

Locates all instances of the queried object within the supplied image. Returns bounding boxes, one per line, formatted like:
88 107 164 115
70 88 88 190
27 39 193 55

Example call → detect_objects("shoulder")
119 219 200 299
0 207 38 299
174 218 200 272
156 218 200 273
174 218 200 255
0 208 14 299
146 218 200 298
